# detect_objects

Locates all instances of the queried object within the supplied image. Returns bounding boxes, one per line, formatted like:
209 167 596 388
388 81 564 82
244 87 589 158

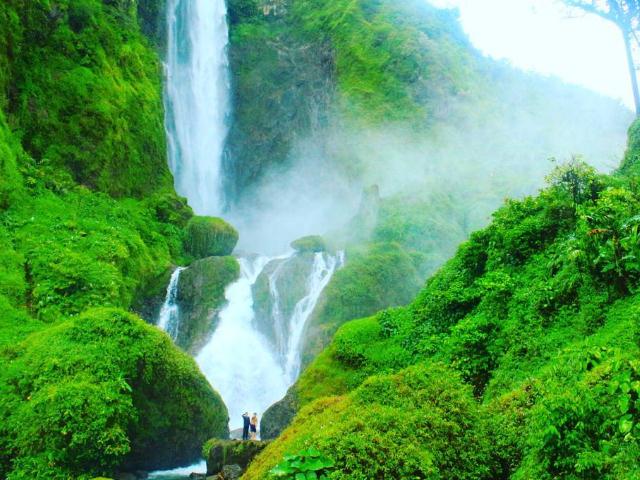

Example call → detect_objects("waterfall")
196 256 288 430
157 267 185 340
283 252 344 381
195 252 342 430
164 0 230 215
162 0 345 438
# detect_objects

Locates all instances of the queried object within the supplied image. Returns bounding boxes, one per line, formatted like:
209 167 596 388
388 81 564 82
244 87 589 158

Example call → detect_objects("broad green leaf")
619 417 633 434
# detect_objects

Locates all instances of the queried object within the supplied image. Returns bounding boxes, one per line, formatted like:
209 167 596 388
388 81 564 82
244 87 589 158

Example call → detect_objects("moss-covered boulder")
260 387 299 440
184 217 239 259
291 235 327 253
203 439 269 476
0 308 229 479
300 242 422 367
176 256 240 353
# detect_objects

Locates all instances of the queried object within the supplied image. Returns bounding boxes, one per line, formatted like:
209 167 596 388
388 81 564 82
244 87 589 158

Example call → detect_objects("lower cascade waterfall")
195 251 343 430
157 267 185 340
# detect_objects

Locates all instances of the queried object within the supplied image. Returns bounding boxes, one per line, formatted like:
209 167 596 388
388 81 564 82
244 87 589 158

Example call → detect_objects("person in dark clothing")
242 412 251 441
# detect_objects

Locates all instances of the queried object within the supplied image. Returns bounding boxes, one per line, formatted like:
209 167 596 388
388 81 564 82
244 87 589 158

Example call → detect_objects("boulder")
290 235 327 253
184 216 239 259
176 256 240 353
203 439 269 476
260 387 299 440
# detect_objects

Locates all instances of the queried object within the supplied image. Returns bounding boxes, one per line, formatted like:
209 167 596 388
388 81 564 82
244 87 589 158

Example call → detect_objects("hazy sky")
429 0 633 109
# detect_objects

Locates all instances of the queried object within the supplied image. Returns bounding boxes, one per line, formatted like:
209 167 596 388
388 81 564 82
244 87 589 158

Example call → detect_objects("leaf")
619 417 634 434
306 472 318 480
296 474 306 480
618 394 631 414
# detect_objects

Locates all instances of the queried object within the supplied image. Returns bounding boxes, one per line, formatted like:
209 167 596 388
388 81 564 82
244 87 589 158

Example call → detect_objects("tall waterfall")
157 267 185 340
164 0 230 215
196 253 342 430
162 0 344 437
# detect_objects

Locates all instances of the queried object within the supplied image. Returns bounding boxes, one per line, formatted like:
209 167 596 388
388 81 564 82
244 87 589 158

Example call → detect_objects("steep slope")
224 0 632 372
244 140 640 478
0 2 231 478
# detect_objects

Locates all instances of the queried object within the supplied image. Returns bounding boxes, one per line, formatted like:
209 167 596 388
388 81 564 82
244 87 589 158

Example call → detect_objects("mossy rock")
0 308 229 478
184 216 239 259
203 439 270 476
291 235 327 253
252 253 317 347
260 387 299 440
176 256 240 353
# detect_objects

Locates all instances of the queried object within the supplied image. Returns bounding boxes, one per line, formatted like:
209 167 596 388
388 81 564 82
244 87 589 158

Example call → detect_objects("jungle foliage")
245 157 640 479
0 1 231 478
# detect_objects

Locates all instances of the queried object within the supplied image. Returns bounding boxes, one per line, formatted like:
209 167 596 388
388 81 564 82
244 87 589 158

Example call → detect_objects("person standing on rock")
242 412 251 441
250 412 259 440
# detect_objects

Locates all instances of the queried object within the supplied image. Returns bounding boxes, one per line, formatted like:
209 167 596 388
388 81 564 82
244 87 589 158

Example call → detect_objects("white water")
164 0 230 215
196 256 288 430
195 253 342 430
157 267 185 339
162 0 344 446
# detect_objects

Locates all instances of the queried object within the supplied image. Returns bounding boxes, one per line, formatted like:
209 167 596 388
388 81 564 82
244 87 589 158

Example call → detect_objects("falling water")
283 252 344 381
157 267 185 340
164 0 230 215
196 252 342 430
162 0 345 440
196 256 288 430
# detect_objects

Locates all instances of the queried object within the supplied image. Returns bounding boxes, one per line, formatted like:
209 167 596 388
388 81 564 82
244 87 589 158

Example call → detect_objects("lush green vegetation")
269 448 335 479
184 216 240 259
0 309 228 479
244 156 640 478
0 0 171 197
0 1 233 478
301 242 422 366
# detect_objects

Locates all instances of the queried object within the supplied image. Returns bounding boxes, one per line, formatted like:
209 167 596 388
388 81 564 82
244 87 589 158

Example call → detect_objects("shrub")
0 308 229 478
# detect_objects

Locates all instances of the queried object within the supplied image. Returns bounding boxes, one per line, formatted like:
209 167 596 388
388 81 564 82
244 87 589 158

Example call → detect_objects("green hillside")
244 145 640 479
0 2 230 478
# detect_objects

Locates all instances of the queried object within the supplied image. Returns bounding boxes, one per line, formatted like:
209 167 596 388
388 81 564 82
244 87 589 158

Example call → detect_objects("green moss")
184 216 239 259
301 242 421 366
291 235 327 253
0 308 228 479
176 256 240 352
1 0 171 197
244 363 493 480
3 188 184 322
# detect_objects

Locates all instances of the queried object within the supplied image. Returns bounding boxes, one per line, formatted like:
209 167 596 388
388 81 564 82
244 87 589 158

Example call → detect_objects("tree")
563 0 640 115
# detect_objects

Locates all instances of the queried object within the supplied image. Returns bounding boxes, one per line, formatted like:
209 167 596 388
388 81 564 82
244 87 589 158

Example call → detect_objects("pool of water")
147 460 206 480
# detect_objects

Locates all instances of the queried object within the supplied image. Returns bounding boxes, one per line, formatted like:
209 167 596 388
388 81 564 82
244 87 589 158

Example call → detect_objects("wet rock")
261 387 299 440
252 252 316 346
176 256 240 353
221 464 243 479
204 439 269 476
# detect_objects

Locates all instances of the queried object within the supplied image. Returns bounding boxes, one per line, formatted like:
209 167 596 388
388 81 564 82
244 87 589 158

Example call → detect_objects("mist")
226 70 631 256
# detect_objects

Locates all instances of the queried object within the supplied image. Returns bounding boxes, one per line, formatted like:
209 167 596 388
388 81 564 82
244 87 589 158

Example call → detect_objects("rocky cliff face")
177 256 240 353
224 1 336 201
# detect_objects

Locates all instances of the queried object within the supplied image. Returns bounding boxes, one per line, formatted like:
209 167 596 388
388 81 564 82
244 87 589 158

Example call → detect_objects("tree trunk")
623 28 640 115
